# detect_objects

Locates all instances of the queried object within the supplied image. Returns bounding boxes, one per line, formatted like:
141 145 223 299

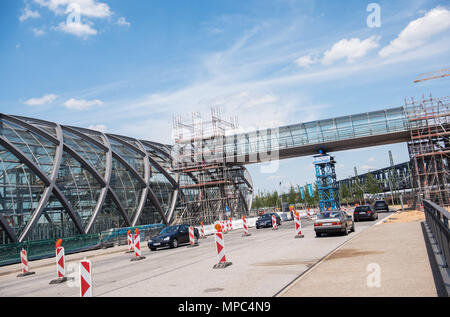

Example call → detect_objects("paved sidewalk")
279 216 438 297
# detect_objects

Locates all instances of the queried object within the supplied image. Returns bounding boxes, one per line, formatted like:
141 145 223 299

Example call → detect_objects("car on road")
314 210 354 237
353 205 378 221
148 224 199 251
256 213 281 229
374 200 389 212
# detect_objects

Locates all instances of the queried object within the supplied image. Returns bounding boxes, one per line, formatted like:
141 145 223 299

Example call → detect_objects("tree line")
252 173 382 209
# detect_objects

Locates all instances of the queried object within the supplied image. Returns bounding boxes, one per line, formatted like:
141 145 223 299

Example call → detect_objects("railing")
423 200 450 268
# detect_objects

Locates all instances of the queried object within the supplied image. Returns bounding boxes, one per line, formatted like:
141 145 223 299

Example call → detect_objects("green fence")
0 223 165 267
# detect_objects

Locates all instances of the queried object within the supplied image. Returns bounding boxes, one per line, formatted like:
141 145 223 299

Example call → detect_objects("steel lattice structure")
0 114 181 244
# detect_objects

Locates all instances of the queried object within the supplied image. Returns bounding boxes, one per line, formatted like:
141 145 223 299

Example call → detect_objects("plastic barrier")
80 258 92 297
212 224 232 269
187 226 199 247
16 249 35 277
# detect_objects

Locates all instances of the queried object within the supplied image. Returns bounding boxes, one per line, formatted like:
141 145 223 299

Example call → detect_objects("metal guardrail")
423 200 450 268
0 223 165 267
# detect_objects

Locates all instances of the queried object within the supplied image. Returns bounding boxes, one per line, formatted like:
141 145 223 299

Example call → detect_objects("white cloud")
24 94 58 106
379 7 450 58
295 55 317 67
117 17 130 27
322 36 380 65
56 21 97 37
19 4 41 22
33 0 111 18
359 165 376 171
32 27 46 37
88 124 107 132
64 98 103 110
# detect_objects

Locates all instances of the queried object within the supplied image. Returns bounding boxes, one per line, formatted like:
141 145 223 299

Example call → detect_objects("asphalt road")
0 212 393 297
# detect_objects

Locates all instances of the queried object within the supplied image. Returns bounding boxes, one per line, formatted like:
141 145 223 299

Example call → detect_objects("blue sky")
1 0 449 193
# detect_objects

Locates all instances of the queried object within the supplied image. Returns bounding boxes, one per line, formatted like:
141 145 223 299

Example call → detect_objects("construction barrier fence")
0 224 165 267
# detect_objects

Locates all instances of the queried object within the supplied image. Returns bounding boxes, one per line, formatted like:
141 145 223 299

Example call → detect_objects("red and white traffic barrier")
17 249 35 277
294 213 304 238
130 228 146 261
222 220 227 234
213 224 232 269
80 258 92 297
50 241 71 284
242 215 251 237
272 214 278 230
187 225 199 247
200 221 206 239
126 229 134 253
228 218 233 231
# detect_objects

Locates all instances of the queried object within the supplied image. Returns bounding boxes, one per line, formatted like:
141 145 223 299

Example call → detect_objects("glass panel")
56 151 103 228
63 129 107 177
25 192 79 241
135 193 163 226
109 138 145 179
90 193 126 232
0 119 57 176
110 157 143 221
0 145 46 238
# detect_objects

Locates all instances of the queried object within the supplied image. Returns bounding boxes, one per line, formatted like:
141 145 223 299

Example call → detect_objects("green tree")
365 173 381 194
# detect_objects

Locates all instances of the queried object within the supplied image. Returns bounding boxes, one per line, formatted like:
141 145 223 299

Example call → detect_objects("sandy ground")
381 209 425 224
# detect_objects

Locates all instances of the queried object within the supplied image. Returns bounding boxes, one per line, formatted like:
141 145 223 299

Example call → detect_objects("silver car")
314 210 355 237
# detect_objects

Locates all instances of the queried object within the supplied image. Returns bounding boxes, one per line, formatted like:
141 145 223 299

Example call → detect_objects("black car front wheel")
170 238 179 248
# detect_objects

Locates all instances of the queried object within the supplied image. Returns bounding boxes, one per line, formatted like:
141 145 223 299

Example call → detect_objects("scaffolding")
313 153 340 212
405 95 450 207
171 107 251 225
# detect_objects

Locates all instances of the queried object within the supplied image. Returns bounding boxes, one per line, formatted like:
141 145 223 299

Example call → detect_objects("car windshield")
318 212 341 219
259 214 272 220
375 201 385 204
159 226 179 235
356 206 370 212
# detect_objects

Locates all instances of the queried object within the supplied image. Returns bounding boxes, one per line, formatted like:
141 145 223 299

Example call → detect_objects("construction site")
171 107 253 226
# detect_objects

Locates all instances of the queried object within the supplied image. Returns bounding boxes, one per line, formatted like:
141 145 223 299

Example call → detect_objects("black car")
148 224 199 251
373 200 389 212
256 213 281 229
353 205 378 221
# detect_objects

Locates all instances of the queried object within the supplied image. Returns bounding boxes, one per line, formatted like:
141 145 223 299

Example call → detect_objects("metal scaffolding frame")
406 95 450 207
171 107 253 225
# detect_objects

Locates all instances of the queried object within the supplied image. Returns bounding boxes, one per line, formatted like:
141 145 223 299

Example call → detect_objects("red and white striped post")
213 224 232 269
50 239 71 284
130 228 146 261
294 211 304 238
228 218 233 231
199 221 206 239
187 225 199 247
125 229 134 253
80 258 92 297
272 214 278 230
17 249 35 277
242 215 251 237
222 221 227 234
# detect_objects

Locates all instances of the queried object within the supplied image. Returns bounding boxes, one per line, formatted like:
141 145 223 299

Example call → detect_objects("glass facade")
0 115 177 244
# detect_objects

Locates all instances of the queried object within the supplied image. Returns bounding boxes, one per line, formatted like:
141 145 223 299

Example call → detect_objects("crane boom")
414 68 450 83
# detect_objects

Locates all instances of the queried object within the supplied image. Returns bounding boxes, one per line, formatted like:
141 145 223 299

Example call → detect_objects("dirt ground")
382 209 425 224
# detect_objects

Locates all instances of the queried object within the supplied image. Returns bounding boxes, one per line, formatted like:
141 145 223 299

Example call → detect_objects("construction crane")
414 68 450 83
